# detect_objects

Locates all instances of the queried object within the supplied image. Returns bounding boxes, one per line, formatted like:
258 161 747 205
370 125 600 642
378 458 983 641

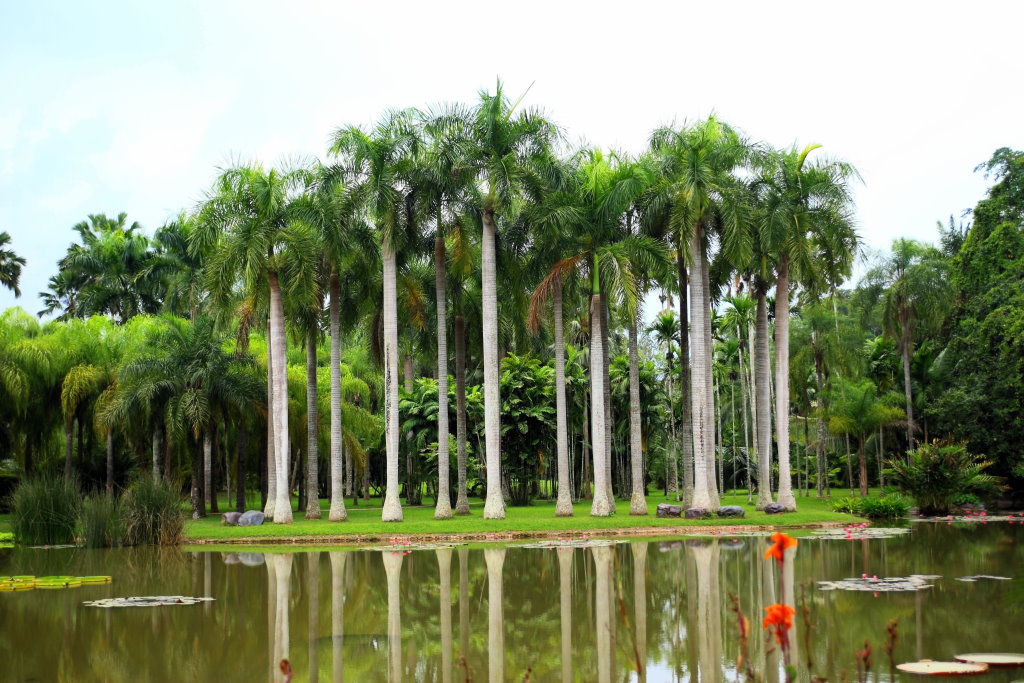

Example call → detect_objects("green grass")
184 491 861 542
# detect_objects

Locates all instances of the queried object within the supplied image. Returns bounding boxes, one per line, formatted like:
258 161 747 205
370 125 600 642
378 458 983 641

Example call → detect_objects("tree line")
1 81 1020 522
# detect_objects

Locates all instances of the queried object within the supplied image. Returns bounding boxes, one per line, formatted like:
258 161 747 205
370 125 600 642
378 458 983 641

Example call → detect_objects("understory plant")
830 494 910 518
121 477 184 545
11 475 80 545
888 440 1003 516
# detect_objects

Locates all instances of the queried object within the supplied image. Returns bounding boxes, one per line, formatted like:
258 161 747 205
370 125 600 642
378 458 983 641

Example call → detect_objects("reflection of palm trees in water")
266 554 293 683
631 542 648 682
691 541 723 683
329 551 346 683
593 545 614 683
436 548 453 683
383 551 403 683
485 548 506 683
308 552 320 683
558 548 573 683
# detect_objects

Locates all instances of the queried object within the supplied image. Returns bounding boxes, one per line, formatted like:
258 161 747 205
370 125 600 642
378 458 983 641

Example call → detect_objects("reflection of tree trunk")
485 548 506 683
593 546 613 683
330 551 346 683
436 548 453 683
272 554 293 682
692 542 722 683
761 551 778 683
782 544 798 675
383 552 403 682
458 548 469 665
307 552 320 683
631 543 648 682
558 548 574 682
915 585 923 660
267 554 276 683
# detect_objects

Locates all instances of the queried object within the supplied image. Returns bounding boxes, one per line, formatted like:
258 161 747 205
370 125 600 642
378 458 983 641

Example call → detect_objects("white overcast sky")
1 0 1022 315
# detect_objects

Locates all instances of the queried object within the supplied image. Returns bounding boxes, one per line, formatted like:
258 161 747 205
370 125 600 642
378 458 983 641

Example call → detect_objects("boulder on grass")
238 510 265 527
685 507 710 520
221 511 242 526
656 504 682 518
763 502 786 515
717 505 745 518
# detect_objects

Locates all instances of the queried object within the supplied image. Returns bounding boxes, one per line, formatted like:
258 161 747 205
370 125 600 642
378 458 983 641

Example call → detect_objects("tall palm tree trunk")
264 327 277 518
328 274 347 521
481 210 504 519
268 272 292 523
754 289 774 509
381 243 403 522
64 420 74 481
151 423 161 484
677 248 694 506
689 231 715 511
485 548 506 683
774 255 796 510
235 426 246 513
554 279 573 516
590 289 613 516
106 430 114 494
403 355 416 505
434 233 452 519
665 360 679 497
628 315 646 515
306 332 322 520
900 307 915 453
203 431 212 512
602 294 614 506
700 247 720 509
813 333 827 498
858 440 869 496
454 314 470 515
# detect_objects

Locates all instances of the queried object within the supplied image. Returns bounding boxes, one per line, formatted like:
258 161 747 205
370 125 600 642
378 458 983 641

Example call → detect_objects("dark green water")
1 523 1022 682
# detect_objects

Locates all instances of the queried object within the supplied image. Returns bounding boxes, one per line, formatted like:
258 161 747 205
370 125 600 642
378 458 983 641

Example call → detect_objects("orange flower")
762 603 796 645
763 532 798 563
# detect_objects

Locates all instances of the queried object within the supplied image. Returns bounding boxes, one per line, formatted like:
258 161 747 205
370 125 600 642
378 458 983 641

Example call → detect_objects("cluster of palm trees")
3 80 874 523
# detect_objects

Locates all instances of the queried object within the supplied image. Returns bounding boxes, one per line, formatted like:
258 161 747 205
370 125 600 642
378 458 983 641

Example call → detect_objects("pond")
1 523 1021 681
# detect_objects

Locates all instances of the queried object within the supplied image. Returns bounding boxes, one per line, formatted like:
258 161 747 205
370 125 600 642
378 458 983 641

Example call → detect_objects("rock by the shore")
685 507 710 519
717 505 745 518
221 512 242 526
238 553 266 567
238 510 265 527
656 504 682 518
763 502 786 515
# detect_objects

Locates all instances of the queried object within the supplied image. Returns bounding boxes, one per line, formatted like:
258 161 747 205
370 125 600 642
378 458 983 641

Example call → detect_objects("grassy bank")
184 492 861 543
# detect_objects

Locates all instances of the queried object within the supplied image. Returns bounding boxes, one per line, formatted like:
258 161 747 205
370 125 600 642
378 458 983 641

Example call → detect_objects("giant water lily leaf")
83 596 214 608
358 542 467 553
956 575 1012 582
812 527 911 540
896 660 988 675
519 539 626 550
818 576 934 592
954 653 1024 667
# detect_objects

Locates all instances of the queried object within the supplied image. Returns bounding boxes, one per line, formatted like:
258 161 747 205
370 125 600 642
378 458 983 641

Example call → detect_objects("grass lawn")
184 491 862 543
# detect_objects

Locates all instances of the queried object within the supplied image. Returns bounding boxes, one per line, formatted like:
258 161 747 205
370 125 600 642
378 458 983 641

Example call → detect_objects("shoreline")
185 519 852 546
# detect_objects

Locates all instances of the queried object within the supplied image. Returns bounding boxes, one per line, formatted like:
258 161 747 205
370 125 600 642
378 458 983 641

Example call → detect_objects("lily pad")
955 653 1024 667
519 539 625 550
956 575 1012 582
812 527 911 540
83 596 215 608
896 660 988 675
358 542 467 553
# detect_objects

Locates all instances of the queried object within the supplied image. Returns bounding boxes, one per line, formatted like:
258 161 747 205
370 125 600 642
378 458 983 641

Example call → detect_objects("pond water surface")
1 522 1022 682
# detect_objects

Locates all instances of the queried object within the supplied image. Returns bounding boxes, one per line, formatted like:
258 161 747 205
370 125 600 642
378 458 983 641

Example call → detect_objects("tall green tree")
826 378 904 496
0 232 26 297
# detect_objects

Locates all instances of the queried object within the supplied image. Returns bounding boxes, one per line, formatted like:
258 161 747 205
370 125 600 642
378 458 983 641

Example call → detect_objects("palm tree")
195 165 318 523
650 117 752 511
757 144 859 510
826 378 904 495
647 310 680 496
867 239 948 452
442 80 558 519
0 231 26 297
330 110 420 522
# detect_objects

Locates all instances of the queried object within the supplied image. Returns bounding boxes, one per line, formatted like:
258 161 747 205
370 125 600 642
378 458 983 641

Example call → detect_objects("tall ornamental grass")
80 492 124 548
122 477 184 546
11 475 80 546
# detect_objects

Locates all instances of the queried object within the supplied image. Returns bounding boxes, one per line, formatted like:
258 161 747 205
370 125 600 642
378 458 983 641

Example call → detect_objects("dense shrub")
11 475 80 545
830 494 910 519
499 354 555 506
122 478 184 546
80 493 124 548
888 440 1003 516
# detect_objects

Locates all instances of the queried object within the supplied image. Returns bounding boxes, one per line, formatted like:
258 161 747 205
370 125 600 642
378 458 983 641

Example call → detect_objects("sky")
1 0 1022 316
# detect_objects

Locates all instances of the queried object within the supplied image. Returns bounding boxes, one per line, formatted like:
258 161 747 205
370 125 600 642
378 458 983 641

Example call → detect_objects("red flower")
764 532 798 564
763 603 796 646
